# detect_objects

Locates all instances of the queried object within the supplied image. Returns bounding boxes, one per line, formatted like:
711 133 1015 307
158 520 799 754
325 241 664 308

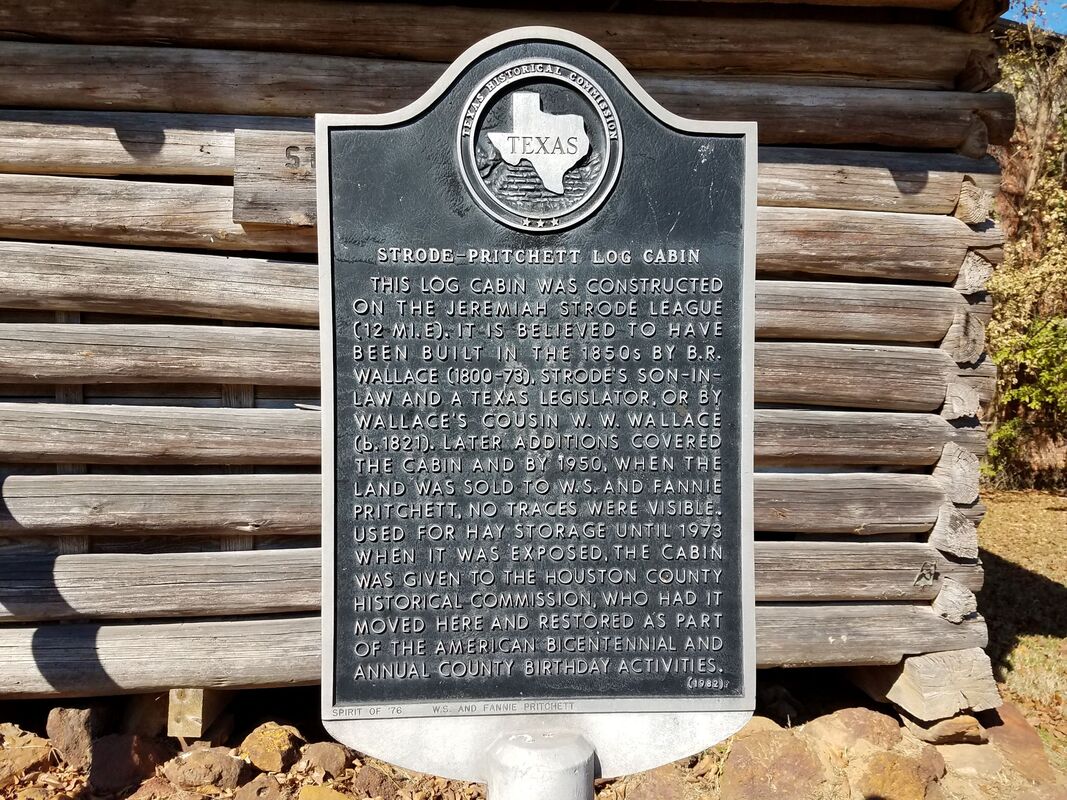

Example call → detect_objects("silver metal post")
486 732 595 800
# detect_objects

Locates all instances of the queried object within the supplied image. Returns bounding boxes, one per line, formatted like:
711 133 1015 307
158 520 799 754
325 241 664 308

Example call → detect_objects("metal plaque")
319 27 756 780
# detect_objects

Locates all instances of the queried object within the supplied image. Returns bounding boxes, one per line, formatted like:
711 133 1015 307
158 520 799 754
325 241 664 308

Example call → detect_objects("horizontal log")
0 404 982 467
0 110 308 177
235 130 1004 225
0 241 972 340
0 242 317 324
0 174 317 253
0 472 948 536
0 542 981 622
0 176 1003 279
0 3 999 89
0 42 1014 151
0 328 960 413
0 325 320 386
0 606 987 696
0 404 321 465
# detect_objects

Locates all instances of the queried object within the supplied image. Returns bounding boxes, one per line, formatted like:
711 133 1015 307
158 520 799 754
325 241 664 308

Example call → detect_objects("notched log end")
942 382 981 420
933 442 981 505
953 0 1011 33
932 577 980 623
953 179 995 224
955 47 1001 93
942 308 987 364
930 502 979 560
955 251 995 295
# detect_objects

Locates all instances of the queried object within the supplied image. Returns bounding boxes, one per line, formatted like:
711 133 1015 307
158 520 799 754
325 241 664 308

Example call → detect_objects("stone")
86 734 173 795
623 764 703 800
984 702 1058 784
802 707 902 753
719 729 827 800
236 774 292 800
901 712 986 744
733 716 782 740
936 742 1004 777
350 765 397 799
848 752 933 800
46 706 107 769
239 723 304 774
0 731 52 789
914 743 947 782
14 788 51 800
1015 787 1067 800
122 693 170 738
298 788 351 800
163 746 247 791
300 742 349 779
128 776 209 800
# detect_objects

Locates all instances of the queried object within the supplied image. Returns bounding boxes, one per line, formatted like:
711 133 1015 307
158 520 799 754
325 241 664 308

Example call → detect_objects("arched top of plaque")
317 26 756 782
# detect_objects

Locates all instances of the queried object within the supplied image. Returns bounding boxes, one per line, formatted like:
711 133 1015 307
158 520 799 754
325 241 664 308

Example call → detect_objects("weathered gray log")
0 325 319 386
754 410 985 466
234 130 1003 225
0 542 983 622
931 577 979 623
0 3 1000 89
757 208 1003 283
957 356 997 408
0 110 307 177
0 242 317 324
758 282 966 345
755 473 947 534
851 647 1001 721
953 0 1010 33
0 405 321 465
929 502 979 559
0 472 948 536
0 606 988 696
932 442 981 505
0 175 317 253
0 329 962 414
756 343 960 412
941 308 987 364
0 404 980 467
0 42 1014 151
0 474 321 536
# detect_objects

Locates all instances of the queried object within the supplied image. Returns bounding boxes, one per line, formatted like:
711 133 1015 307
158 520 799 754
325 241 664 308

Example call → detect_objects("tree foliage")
988 1 1067 486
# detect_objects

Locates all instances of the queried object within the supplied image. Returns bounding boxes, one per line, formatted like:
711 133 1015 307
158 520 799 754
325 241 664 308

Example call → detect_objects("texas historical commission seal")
458 59 623 232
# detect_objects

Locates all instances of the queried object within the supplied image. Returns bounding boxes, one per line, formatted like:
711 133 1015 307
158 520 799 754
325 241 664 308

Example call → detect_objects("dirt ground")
978 489 1067 775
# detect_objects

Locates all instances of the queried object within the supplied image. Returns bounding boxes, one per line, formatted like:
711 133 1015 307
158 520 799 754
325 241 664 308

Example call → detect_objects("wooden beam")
0 42 1014 151
0 404 980 467
851 647 1001 721
929 502 979 559
932 442 981 505
0 607 988 697
0 110 308 177
0 241 317 325
167 688 230 739
941 308 987 364
0 472 949 536
0 4 1000 90
0 543 982 622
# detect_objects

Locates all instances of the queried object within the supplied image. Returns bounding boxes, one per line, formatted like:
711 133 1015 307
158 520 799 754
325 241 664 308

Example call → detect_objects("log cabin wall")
0 0 1010 712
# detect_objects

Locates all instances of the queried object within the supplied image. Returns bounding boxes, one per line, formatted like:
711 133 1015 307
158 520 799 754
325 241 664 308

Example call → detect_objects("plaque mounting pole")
486 732 595 800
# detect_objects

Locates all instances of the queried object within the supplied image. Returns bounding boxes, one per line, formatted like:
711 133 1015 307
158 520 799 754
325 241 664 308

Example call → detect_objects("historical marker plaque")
319 27 755 780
